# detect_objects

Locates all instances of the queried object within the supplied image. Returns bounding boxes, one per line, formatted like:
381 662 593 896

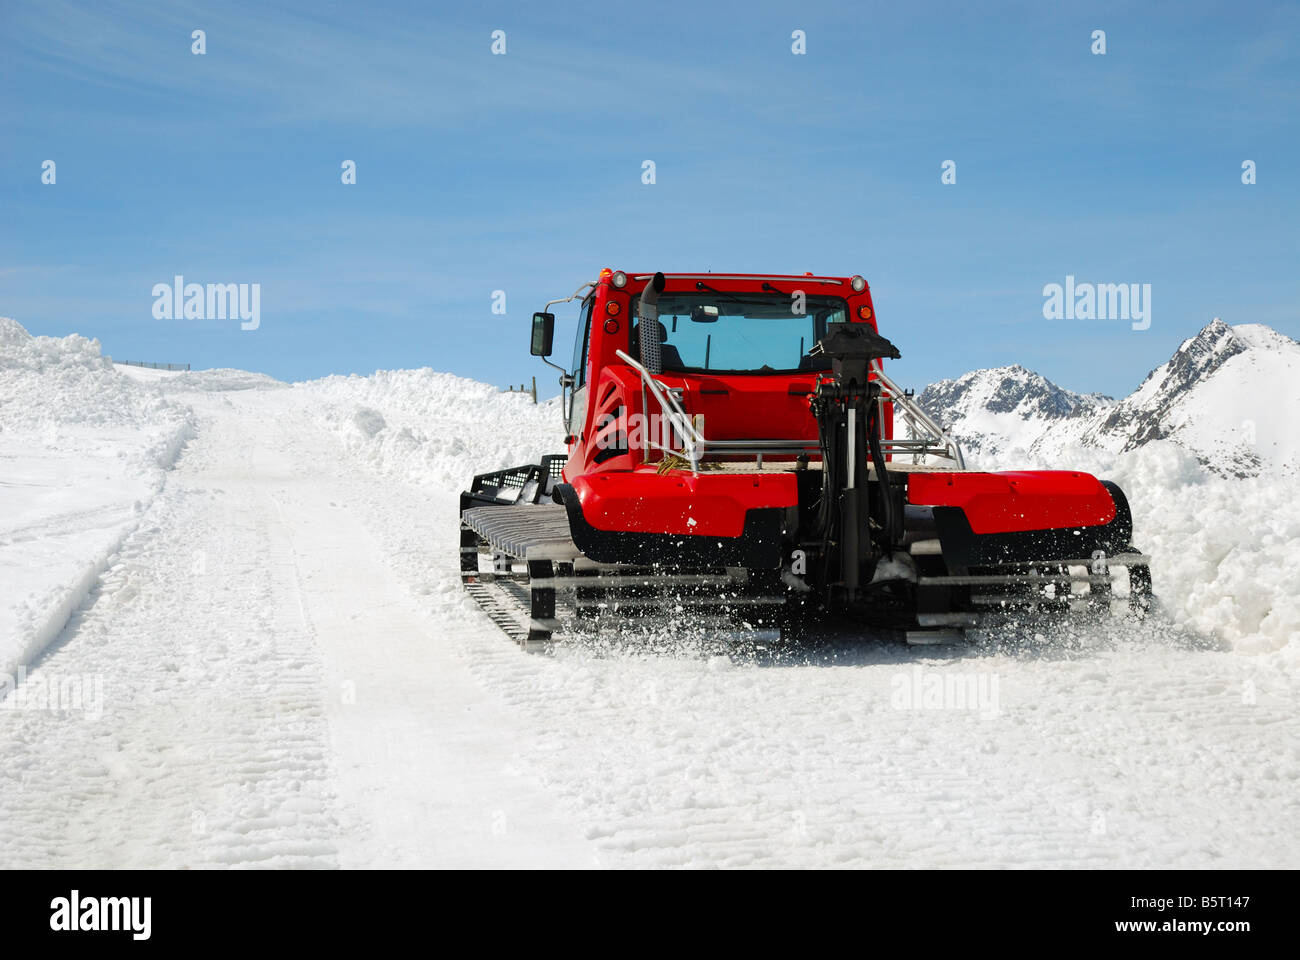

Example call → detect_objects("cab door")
566 296 593 438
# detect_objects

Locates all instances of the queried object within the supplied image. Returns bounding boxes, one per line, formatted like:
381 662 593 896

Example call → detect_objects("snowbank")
299 369 563 490
979 440 1300 663
0 318 195 679
1110 444 1300 661
0 319 185 430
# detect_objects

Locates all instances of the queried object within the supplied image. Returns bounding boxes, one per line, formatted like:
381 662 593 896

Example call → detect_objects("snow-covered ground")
0 320 193 682
1 318 1297 868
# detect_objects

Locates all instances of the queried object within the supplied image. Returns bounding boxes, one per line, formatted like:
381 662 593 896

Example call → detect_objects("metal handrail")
616 350 966 472
615 350 705 470
542 279 598 313
872 361 966 468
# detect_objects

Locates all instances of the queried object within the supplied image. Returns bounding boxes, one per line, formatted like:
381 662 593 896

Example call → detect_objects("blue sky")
2 0 1297 398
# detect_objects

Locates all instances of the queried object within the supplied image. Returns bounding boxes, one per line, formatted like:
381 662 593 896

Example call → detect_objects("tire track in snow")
0 391 597 868
0 409 338 867
250 405 595 867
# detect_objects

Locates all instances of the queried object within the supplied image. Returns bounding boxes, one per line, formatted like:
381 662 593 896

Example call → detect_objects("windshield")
635 292 849 374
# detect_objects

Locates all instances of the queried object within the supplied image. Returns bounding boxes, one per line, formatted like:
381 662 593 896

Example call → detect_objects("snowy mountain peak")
1143 318 1246 397
1099 319 1300 462
916 364 1112 459
1185 315 1232 346
1153 318 1297 394
921 364 1110 419
919 319 1300 478
1229 322 1299 352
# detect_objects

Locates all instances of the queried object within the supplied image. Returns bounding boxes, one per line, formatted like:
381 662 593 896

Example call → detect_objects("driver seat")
632 319 686 370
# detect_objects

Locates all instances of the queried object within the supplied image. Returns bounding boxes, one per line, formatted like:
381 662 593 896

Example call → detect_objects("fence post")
530 376 537 404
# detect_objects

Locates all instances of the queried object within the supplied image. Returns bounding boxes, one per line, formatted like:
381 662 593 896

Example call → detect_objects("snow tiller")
460 270 1151 650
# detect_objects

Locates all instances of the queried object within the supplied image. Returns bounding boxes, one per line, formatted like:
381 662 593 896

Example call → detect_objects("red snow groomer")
460 270 1151 649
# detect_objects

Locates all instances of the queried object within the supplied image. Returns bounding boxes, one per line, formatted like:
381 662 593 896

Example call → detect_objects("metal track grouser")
460 270 1151 650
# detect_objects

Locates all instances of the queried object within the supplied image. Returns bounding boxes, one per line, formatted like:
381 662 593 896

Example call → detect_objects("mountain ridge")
914 320 1300 478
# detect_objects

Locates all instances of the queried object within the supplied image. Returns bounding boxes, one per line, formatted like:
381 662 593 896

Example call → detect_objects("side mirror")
530 312 555 357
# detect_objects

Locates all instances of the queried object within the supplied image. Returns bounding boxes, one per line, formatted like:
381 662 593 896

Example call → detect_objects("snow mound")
300 368 563 489
971 439 1300 662
0 318 189 431
1106 443 1300 660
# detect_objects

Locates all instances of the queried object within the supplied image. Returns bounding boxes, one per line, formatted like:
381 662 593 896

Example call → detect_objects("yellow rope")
656 454 723 474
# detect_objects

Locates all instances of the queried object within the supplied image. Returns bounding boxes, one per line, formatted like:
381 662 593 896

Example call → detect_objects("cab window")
571 296 593 386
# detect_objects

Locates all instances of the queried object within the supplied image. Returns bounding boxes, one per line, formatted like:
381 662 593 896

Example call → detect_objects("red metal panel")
569 470 799 537
906 471 1117 534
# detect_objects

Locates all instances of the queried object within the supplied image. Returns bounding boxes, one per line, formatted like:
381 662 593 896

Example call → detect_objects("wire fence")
116 360 191 371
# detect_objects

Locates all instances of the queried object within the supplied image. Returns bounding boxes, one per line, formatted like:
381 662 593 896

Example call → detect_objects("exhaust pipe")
637 272 667 373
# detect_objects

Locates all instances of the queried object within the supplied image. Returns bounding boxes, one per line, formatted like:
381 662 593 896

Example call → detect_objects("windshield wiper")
696 279 790 296
692 281 791 307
